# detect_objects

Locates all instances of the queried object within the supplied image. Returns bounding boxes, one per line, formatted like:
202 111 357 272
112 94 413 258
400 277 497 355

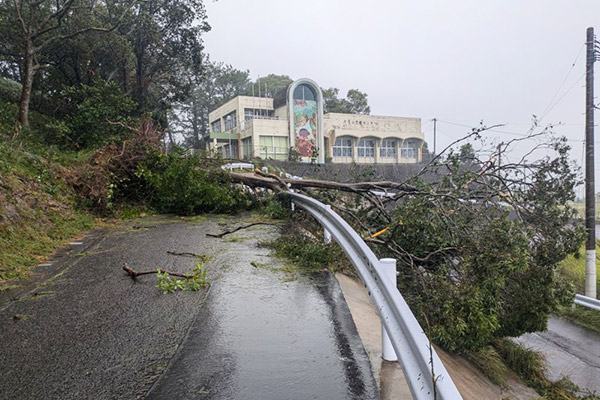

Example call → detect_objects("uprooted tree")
231 124 585 352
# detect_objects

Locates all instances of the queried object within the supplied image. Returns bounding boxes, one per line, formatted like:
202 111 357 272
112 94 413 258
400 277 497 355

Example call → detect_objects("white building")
208 78 425 164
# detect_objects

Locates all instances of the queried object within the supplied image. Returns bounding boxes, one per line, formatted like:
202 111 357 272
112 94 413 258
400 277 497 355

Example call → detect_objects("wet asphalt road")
0 215 378 400
517 316 600 394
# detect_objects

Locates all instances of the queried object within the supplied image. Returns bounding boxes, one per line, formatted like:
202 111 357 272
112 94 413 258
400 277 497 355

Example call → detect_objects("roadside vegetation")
559 243 600 295
0 81 256 285
245 135 599 399
0 1 596 395
556 243 600 334
0 139 94 282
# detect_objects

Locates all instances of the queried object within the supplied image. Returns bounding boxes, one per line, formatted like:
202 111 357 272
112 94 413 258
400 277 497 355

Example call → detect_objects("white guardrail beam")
287 192 463 400
574 294 600 311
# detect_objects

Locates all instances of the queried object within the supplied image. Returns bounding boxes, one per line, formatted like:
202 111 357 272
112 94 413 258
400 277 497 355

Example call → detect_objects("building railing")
244 115 282 121
287 191 463 400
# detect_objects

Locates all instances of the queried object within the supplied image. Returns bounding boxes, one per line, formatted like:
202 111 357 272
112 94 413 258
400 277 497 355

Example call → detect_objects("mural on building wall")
293 99 317 157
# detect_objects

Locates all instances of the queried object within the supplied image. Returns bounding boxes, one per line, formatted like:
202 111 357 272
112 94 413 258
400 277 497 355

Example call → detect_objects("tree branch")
122 263 193 279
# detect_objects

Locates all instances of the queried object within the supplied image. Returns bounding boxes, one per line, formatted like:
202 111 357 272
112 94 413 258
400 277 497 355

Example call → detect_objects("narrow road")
0 214 377 399
517 316 600 394
147 218 378 400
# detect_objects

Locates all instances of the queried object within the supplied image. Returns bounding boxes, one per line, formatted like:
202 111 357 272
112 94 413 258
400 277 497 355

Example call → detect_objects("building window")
358 139 375 158
211 120 221 133
244 108 274 120
401 139 419 159
259 136 289 160
241 137 252 159
333 137 353 157
293 84 316 101
380 140 396 158
220 142 238 159
224 111 236 131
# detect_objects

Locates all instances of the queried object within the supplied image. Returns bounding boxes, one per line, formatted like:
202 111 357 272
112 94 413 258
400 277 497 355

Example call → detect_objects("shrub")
267 234 331 273
263 196 291 220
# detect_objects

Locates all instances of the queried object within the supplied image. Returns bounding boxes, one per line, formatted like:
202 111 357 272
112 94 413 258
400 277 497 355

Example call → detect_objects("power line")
540 43 585 118
437 119 600 143
540 72 586 121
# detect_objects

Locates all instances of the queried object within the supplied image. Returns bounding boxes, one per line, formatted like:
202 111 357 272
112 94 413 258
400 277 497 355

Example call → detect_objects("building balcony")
240 118 289 138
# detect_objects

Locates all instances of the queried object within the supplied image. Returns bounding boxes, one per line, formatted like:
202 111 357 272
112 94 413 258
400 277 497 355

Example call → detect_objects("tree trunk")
18 40 34 128
191 96 199 147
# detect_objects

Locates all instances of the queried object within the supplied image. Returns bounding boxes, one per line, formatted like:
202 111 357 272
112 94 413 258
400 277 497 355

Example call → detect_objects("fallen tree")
232 124 585 351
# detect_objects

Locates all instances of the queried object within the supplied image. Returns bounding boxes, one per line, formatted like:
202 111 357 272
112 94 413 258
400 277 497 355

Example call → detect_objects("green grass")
266 234 335 274
0 139 95 283
0 210 93 282
559 306 600 335
557 243 600 348
569 201 600 220
493 339 587 400
464 345 509 388
466 339 600 399
558 244 600 296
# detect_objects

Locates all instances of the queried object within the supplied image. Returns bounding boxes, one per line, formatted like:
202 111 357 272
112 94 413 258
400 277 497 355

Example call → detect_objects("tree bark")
18 39 34 128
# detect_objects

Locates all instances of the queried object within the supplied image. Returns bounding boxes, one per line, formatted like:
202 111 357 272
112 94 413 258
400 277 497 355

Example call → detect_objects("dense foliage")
0 0 209 128
301 133 585 351
137 150 254 215
48 79 137 148
322 87 370 114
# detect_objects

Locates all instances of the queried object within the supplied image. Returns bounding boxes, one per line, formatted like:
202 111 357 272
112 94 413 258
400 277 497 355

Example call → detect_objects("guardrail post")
324 205 332 244
290 189 295 212
380 258 398 362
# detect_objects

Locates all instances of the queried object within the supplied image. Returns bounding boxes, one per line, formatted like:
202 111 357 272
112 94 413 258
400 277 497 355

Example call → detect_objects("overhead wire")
437 119 600 144
540 43 585 118
539 72 586 121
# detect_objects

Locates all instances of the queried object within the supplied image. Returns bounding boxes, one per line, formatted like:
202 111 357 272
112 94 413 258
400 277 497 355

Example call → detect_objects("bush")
137 150 254 215
263 196 291 220
267 234 332 273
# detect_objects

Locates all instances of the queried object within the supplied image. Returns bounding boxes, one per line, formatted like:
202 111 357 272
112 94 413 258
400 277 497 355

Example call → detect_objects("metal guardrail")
220 162 255 171
574 294 600 311
287 192 463 400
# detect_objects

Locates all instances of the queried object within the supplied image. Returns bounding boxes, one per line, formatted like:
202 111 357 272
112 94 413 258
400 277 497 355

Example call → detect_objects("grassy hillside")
0 140 94 285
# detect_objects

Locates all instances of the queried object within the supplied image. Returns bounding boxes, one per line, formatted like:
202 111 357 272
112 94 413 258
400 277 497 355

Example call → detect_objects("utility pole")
497 143 502 167
433 118 437 155
585 27 597 299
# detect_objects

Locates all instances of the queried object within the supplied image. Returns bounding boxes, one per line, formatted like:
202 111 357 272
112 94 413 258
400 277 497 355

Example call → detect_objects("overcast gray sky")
203 0 600 196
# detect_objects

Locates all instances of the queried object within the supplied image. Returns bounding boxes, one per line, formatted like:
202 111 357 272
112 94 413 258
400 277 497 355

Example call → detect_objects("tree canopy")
172 60 251 148
322 87 370 114
0 0 209 128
